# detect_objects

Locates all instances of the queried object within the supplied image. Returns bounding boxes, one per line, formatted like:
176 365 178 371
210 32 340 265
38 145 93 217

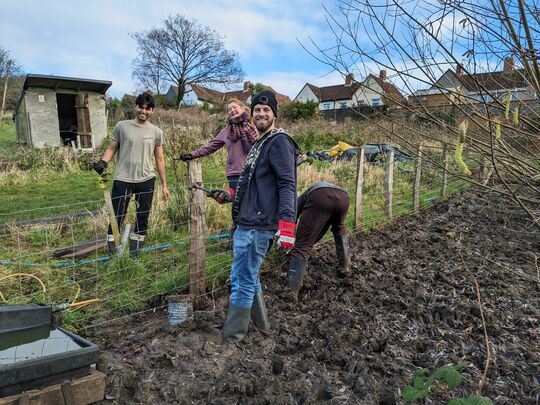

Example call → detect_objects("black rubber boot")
107 234 117 257
251 293 270 334
129 235 145 258
334 234 351 274
285 255 308 301
223 303 251 343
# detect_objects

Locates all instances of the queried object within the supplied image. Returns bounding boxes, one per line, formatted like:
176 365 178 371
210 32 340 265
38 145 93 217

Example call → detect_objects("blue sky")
0 0 350 99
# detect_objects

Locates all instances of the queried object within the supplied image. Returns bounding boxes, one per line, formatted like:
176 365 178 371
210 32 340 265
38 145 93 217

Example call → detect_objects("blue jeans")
230 228 274 308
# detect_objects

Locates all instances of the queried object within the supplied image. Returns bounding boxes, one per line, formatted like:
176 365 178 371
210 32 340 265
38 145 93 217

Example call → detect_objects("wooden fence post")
413 145 423 213
441 144 448 198
187 160 206 309
354 147 365 231
385 148 394 220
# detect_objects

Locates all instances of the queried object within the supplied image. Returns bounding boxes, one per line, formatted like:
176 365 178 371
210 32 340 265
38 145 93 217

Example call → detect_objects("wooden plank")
354 147 365 231
441 144 448 197
0 369 105 405
60 381 76 405
53 235 107 259
0 211 101 232
413 145 423 213
384 149 394 220
187 160 206 310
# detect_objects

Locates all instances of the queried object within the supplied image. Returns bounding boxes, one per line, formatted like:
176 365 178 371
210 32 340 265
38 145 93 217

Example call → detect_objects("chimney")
379 70 387 81
243 81 251 92
345 73 354 86
503 56 514 72
456 64 463 77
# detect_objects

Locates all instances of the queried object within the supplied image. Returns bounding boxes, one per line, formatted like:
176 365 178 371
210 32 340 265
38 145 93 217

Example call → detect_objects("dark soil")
87 189 539 404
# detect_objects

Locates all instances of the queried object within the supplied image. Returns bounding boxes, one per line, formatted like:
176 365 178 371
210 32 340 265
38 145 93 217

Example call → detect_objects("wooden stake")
385 148 394 220
187 160 206 309
354 147 365 230
413 145 423 213
441 144 449 198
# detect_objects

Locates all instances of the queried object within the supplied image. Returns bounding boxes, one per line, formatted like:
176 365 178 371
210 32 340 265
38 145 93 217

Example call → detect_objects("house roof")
367 74 406 104
305 82 361 102
22 74 112 94
457 69 529 92
170 83 290 105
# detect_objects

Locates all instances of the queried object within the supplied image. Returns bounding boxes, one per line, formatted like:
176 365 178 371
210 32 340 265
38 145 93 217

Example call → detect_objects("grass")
0 116 468 330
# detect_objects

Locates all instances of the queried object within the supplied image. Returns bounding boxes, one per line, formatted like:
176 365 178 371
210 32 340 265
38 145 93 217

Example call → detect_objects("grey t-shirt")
111 120 164 182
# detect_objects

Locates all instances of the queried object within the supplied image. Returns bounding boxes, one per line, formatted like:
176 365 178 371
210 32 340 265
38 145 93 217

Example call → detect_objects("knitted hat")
251 90 278 117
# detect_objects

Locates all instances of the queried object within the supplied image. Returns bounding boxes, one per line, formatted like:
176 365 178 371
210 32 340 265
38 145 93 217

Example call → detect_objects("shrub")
281 100 320 121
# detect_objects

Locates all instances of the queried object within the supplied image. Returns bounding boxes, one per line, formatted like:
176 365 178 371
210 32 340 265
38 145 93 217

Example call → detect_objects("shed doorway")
56 93 79 148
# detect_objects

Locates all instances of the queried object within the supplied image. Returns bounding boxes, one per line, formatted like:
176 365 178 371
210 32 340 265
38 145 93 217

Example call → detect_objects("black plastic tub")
0 305 100 397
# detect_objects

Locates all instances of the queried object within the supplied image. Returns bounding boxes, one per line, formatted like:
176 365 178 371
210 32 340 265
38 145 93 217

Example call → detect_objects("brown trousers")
291 188 350 261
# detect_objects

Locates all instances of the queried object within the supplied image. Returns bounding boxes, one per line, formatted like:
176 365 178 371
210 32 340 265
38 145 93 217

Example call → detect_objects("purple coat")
191 127 255 177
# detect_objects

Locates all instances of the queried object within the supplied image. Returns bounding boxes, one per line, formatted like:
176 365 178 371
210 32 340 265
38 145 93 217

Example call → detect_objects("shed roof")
22 74 112 94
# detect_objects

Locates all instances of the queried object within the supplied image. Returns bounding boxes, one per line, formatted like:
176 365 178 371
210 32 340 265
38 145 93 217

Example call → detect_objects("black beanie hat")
251 90 278 117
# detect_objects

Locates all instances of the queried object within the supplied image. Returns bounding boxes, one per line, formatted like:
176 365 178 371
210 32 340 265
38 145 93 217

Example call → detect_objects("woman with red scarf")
179 99 258 189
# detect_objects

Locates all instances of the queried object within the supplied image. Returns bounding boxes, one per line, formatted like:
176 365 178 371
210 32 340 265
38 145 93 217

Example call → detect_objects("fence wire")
0 151 470 329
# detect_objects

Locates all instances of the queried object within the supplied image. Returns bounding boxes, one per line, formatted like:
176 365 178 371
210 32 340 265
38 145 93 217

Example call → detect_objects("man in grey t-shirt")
92 92 169 257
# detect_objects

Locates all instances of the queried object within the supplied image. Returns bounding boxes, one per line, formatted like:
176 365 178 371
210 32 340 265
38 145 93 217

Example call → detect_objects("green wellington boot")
251 293 270 334
285 255 308 301
334 234 351 274
222 303 251 343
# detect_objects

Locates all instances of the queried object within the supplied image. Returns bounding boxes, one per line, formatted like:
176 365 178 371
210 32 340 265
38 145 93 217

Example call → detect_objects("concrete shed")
13 74 112 150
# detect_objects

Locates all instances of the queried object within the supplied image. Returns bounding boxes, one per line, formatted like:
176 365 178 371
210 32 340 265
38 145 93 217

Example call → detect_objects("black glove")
209 189 233 204
179 153 193 162
92 159 108 175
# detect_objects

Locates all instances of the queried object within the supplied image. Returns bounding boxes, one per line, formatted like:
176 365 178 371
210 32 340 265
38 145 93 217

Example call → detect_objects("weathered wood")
53 235 107 259
354 147 365 230
60 381 76 405
0 369 105 405
75 93 92 148
384 149 394 220
187 160 206 310
0 211 101 232
413 145 423 213
441 144 449 197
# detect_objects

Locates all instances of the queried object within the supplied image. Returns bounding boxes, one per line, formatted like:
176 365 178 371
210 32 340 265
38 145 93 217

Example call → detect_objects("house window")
371 98 380 107
323 103 331 110
339 102 347 108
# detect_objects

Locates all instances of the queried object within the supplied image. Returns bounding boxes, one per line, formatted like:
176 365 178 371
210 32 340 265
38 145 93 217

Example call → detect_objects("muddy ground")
87 189 539 404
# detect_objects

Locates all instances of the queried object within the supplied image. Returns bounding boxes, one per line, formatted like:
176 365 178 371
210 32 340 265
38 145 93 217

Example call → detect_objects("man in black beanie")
210 90 298 343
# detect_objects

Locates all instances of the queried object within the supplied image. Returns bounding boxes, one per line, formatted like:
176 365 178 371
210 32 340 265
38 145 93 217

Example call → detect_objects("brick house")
166 81 290 107
294 71 405 110
409 57 536 108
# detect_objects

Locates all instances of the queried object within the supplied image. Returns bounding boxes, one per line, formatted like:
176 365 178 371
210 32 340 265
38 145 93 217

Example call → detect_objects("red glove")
209 187 235 204
275 220 295 252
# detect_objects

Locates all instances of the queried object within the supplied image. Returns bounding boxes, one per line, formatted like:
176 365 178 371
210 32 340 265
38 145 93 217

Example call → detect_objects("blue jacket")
236 131 298 230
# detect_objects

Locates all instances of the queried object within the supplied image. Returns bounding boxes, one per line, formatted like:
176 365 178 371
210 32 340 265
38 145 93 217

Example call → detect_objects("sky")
0 0 350 99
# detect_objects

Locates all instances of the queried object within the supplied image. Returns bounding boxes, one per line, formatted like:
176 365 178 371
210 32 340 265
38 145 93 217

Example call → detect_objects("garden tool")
285 255 308 301
334 234 351 274
97 172 120 252
190 182 213 195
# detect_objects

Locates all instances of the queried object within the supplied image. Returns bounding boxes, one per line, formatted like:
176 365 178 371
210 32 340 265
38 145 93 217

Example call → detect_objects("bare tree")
0 46 23 115
132 54 169 95
307 0 540 229
132 15 244 109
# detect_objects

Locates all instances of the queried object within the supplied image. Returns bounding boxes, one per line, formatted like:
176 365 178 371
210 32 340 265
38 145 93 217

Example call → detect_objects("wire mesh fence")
0 143 471 329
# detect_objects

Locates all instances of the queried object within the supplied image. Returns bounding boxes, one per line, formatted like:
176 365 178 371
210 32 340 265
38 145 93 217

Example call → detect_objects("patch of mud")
87 189 539 404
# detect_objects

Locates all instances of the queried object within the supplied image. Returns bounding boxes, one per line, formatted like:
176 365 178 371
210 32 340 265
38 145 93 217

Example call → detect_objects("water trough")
0 304 100 398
